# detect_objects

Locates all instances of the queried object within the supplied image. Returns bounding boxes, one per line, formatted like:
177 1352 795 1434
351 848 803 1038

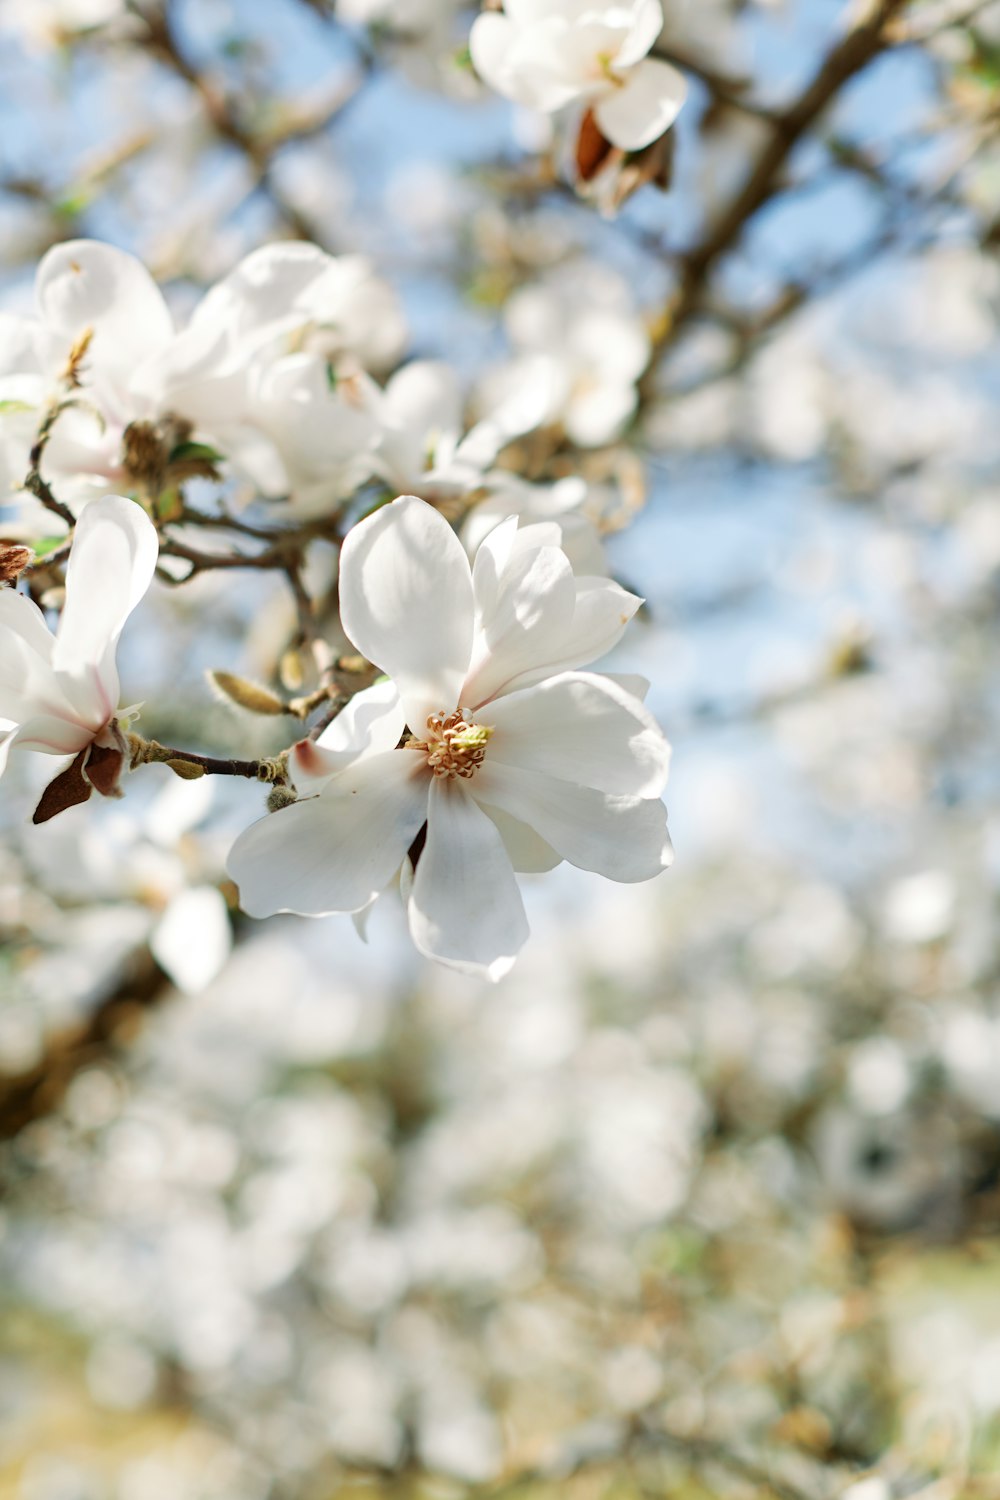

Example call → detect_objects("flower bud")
209 670 287 717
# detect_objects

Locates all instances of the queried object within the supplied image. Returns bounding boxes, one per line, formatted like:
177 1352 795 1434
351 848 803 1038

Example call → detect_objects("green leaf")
168 440 224 466
0 399 35 416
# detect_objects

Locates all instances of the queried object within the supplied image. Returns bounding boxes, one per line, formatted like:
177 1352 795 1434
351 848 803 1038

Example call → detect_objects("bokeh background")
2 1 1000 1496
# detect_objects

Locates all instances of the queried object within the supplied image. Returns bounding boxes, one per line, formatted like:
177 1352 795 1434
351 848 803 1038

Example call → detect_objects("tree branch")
661 0 911 347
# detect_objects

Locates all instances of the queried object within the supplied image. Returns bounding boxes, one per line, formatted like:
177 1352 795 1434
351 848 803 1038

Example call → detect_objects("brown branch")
650 41 771 119
124 0 366 243
660 0 912 348
24 396 86 530
473 1412 813 1500
128 735 288 783
0 945 171 1143
156 536 297 578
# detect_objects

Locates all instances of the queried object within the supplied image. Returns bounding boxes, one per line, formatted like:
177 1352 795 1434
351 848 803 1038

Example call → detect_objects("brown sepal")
32 749 93 824
608 129 676 211
83 742 125 798
575 108 614 183
0 543 34 585
574 124 677 213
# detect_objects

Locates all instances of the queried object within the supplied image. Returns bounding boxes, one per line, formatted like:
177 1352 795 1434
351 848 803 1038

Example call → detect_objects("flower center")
406 709 493 779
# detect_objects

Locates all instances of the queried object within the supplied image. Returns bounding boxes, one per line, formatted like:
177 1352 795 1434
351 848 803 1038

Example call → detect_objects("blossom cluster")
0 238 672 979
0 240 648 535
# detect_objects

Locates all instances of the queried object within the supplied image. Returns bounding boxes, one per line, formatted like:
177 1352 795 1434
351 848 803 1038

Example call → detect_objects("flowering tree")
2 0 1000 1494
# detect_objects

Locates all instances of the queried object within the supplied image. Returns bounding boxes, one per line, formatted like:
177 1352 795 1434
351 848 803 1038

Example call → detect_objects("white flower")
148 242 391 511
478 262 651 447
461 474 607 575
470 0 686 152
228 495 672 979
0 493 158 820
0 0 124 47
374 359 543 500
163 241 407 383
0 240 396 519
0 240 177 510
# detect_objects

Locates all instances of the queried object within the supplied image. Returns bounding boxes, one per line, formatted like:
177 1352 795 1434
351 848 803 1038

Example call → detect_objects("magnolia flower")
0 494 158 822
0 0 124 47
374 359 544 500
0 240 395 520
162 242 407 384
461 473 607 576
228 495 672 979
0 240 178 512
470 0 686 153
478 262 651 447
148 242 392 511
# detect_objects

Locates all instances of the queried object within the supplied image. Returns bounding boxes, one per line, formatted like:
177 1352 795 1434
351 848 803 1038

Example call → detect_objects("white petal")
470 513 519 621
151 886 232 994
614 0 663 68
470 14 530 103
0 714 92 778
463 543 576 707
474 761 672 882
290 680 405 792
315 679 405 757
473 800 561 873
527 574 642 689
564 379 637 446
476 574 642 702
228 750 428 918
601 672 650 701
212 423 290 499
568 307 650 384
53 495 159 719
0 587 53 661
351 892 380 944
339 496 475 728
485 671 670 797
300 255 407 373
189 241 332 340
505 0 595 23
249 354 380 505
0 591 84 727
408 777 528 980
512 18 623 108
379 360 464 486
0 623 78 728
595 57 687 151
36 240 174 376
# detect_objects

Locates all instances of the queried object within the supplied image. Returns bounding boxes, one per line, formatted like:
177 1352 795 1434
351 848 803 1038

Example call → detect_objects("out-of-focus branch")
123 0 371 244
649 41 767 117
0 944 171 1143
658 0 912 351
471 1412 813 1500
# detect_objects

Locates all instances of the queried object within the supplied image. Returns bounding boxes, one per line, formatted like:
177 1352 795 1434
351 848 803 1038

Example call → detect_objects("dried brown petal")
0 544 34 584
83 742 125 798
32 749 93 824
575 108 614 183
